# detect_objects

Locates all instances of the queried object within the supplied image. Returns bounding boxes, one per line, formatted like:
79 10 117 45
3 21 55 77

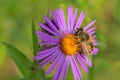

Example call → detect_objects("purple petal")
39 49 59 68
84 20 96 31
69 57 77 80
50 11 59 30
91 35 99 46
36 30 59 44
58 56 69 80
77 54 92 67
92 48 99 55
62 56 70 80
94 42 99 46
53 54 66 80
38 38 58 44
86 27 96 33
77 56 88 74
54 10 64 34
44 16 60 35
67 6 73 32
70 56 82 80
72 56 83 79
71 8 78 33
74 11 85 30
89 31 95 35
93 40 99 46
37 42 57 45
59 8 67 33
35 46 59 61
46 53 62 75
54 9 67 34
38 22 59 36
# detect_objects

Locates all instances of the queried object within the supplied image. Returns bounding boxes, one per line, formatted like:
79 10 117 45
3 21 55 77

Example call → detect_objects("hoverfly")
74 28 94 58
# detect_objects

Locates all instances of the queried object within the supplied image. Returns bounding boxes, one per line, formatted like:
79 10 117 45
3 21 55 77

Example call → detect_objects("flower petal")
86 27 96 33
54 10 64 34
39 49 59 68
89 31 95 35
77 54 92 67
37 42 57 45
62 56 70 80
50 10 59 30
67 6 73 32
54 9 67 34
92 48 99 55
36 30 59 44
38 22 59 36
71 8 78 33
35 46 59 61
46 53 62 75
59 8 67 33
44 16 60 35
93 40 99 46
77 56 88 74
70 56 82 80
74 11 85 30
58 56 69 80
91 35 99 46
84 20 96 31
53 54 66 80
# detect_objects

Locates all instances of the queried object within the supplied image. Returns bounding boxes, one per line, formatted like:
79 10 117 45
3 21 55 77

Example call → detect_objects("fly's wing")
97 39 106 48
81 41 92 61
87 54 92 61
92 36 106 48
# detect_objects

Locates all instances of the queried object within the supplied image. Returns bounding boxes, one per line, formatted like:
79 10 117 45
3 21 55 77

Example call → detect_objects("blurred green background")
0 0 120 80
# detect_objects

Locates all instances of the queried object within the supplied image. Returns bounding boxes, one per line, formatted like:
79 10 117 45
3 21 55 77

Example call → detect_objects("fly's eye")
75 28 83 35
78 28 83 33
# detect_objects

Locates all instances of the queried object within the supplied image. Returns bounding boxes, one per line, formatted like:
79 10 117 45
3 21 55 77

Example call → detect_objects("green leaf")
32 19 38 56
2 42 32 77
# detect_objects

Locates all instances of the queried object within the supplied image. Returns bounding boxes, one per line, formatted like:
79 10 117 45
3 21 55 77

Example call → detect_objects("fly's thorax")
80 32 90 42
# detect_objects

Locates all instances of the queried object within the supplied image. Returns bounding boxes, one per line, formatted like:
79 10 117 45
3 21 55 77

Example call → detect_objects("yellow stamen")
60 34 79 55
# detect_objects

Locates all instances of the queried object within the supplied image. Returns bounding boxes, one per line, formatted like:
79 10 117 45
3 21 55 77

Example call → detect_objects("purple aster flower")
35 6 99 80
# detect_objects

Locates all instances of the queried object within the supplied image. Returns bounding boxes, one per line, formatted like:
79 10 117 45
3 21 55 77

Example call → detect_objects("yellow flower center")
60 34 79 55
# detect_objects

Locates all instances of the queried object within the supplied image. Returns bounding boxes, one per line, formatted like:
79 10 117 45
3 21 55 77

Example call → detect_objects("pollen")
60 34 79 55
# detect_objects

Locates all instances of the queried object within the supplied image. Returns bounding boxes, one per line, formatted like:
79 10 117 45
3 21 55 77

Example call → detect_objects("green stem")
32 19 38 56
88 56 94 80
